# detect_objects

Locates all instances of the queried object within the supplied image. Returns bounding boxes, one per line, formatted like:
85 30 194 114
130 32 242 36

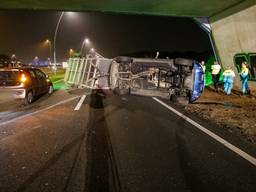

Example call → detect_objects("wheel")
170 94 175 101
26 90 34 104
115 56 132 63
48 85 54 94
175 58 193 66
109 62 119 90
170 95 189 104
177 96 189 104
114 88 130 95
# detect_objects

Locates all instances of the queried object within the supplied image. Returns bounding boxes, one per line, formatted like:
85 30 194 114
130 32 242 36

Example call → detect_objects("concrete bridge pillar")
210 1 256 91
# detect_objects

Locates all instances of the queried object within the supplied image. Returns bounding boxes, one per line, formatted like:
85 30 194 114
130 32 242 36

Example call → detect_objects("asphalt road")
0 89 256 192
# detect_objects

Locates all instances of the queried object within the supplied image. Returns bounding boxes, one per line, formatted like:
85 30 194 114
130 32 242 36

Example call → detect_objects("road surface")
0 89 256 192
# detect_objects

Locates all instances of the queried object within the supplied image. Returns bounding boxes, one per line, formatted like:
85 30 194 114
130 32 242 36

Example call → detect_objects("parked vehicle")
0 68 53 104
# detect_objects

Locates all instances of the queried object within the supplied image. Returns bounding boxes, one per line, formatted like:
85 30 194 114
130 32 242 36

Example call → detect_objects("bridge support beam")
209 1 256 90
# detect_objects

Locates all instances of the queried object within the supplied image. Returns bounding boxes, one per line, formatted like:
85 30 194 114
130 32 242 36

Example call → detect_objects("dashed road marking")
153 97 256 167
74 95 87 111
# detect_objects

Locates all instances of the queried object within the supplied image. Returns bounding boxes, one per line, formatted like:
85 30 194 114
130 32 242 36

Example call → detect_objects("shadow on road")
86 90 121 192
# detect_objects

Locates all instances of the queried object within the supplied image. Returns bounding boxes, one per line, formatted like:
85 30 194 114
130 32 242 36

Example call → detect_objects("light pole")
11 54 16 67
90 48 104 58
33 56 39 66
53 11 65 66
45 39 52 62
53 12 76 66
80 38 90 56
69 48 74 58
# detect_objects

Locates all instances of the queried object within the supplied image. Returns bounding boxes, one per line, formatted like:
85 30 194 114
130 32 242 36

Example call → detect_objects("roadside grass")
53 81 69 90
40 68 68 90
49 73 65 82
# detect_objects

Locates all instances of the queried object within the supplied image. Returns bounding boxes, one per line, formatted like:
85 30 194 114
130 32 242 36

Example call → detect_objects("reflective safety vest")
240 67 249 80
211 64 221 75
223 69 235 83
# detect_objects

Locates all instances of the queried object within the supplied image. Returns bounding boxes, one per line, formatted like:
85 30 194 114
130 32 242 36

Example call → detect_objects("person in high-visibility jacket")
200 60 206 86
240 62 250 94
223 66 235 95
211 61 221 92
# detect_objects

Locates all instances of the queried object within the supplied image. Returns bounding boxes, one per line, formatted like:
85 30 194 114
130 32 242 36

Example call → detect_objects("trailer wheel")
175 58 193 66
109 62 119 90
170 95 189 104
114 88 130 95
115 56 132 63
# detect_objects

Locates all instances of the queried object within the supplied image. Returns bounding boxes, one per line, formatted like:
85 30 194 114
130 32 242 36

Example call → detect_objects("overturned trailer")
64 56 205 103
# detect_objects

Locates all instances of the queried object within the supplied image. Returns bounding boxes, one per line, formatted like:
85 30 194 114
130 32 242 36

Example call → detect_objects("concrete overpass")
1 0 256 88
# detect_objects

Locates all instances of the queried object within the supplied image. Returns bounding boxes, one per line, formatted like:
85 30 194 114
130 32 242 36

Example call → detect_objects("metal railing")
64 55 112 89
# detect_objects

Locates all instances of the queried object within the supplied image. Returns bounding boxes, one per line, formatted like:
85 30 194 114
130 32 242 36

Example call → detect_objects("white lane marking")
0 96 79 127
152 97 256 167
74 95 86 111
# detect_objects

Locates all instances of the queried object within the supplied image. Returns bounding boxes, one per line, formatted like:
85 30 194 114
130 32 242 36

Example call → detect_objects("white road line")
152 97 256 167
74 95 86 111
0 96 79 127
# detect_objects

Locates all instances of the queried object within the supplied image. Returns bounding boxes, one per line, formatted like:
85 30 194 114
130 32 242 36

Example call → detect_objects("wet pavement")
0 89 256 192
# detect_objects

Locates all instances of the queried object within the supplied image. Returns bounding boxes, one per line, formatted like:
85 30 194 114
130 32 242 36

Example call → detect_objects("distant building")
30 57 51 67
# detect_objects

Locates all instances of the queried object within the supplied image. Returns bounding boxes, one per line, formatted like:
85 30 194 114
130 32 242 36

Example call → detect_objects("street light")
53 11 65 66
69 48 74 58
85 38 90 44
33 56 39 66
11 54 16 67
80 38 90 56
53 12 77 66
45 39 52 62
89 48 104 58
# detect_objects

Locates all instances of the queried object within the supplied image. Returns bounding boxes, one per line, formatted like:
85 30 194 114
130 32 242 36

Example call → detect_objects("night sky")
0 10 212 63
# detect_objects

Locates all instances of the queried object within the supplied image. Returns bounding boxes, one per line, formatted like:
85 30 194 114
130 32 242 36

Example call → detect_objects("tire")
170 94 175 102
170 95 189 104
115 56 132 63
175 58 193 66
177 96 189 104
26 90 34 104
109 62 119 90
114 88 130 95
48 85 54 94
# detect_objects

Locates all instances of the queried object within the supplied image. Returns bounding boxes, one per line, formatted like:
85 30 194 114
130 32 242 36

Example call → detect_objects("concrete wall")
210 2 256 90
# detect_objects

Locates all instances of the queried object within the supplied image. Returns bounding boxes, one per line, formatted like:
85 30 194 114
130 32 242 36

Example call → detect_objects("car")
0 67 53 104
109 56 205 103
